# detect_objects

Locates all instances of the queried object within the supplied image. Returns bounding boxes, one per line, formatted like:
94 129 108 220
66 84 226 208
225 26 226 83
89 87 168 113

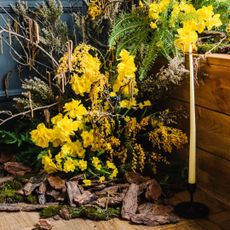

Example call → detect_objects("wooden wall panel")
172 54 230 114
169 54 230 204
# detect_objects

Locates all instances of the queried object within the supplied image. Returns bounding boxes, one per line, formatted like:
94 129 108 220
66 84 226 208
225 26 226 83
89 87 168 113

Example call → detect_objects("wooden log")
0 203 58 212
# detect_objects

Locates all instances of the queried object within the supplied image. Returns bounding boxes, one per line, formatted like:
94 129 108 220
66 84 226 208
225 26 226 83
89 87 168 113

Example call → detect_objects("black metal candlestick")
174 183 210 219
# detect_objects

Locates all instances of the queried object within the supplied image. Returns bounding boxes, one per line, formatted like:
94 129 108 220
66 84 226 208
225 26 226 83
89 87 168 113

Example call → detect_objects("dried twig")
0 102 58 126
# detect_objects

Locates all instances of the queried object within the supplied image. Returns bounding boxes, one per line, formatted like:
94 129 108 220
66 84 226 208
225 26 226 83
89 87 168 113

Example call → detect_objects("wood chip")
73 191 97 205
130 213 180 226
33 219 53 230
23 181 40 196
144 179 162 201
96 193 124 208
66 181 81 206
59 207 71 220
37 182 47 205
121 183 139 220
137 203 173 215
96 184 129 196
125 172 150 185
47 176 66 190
3 162 31 176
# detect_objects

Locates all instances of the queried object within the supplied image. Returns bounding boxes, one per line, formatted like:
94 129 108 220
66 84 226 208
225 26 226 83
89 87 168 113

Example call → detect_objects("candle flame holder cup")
174 183 210 219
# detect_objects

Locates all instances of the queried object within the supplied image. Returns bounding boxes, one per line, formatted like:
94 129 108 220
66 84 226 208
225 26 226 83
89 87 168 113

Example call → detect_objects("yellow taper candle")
188 43 196 184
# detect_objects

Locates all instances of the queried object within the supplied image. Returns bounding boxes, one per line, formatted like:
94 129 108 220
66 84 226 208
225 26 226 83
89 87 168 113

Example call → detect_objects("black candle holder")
174 183 210 219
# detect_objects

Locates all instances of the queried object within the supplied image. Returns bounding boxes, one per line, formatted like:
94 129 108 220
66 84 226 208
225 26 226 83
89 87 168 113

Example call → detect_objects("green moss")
78 206 120 221
40 205 120 220
27 194 38 204
0 182 23 203
40 206 61 218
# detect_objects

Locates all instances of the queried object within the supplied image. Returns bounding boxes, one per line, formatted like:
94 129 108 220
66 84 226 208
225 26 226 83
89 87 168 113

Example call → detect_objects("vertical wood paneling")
169 54 230 204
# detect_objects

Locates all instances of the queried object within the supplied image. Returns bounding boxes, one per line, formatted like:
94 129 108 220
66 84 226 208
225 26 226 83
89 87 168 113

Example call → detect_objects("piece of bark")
59 207 71 220
96 193 125 208
37 182 47 205
0 176 13 186
144 179 162 201
96 184 129 196
130 213 180 226
38 182 47 194
121 183 139 220
0 203 58 212
23 181 40 196
73 191 97 205
47 176 66 190
3 162 31 176
66 181 82 206
125 172 150 185
33 219 53 230
138 203 173 215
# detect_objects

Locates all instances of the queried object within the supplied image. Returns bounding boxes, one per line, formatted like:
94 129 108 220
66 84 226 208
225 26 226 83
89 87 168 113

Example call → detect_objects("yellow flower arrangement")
31 44 187 181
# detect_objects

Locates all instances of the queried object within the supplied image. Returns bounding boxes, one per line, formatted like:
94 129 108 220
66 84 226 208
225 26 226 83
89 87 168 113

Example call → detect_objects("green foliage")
0 130 32 147
109 9 176 80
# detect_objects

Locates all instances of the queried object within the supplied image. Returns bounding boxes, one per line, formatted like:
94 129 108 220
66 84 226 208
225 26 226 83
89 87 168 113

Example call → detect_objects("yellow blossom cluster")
148 123 188 153
31 43 187 181
148 0 170 29
175 5 222 52
88 0 103 20
143 1 222 52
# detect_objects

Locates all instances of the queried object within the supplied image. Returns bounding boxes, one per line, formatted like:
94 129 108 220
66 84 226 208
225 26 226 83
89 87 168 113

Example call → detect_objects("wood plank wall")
170 54 230 206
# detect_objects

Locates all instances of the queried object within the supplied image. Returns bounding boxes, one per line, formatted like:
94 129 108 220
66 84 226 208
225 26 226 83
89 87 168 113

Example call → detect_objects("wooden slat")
172 65 230 114
169 99 230 161
196 149 230 205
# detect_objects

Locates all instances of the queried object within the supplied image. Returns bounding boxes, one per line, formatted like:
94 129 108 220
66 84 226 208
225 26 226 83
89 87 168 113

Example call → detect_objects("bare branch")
0 102 58 126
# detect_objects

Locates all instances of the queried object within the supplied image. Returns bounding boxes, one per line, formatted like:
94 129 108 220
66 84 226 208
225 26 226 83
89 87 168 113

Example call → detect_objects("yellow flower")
113 49 137 96
81 130 94 148
83 179 92 186
110 168 118 179
55 116 80 142
139 1 144 8
78 159 87 171
42 152 58 174
139 100 151 109
31 123 53 148
64 99 87 119
176 26 198 52
106 160 116 169
92 157 102 170
88 0 102 20
51 113 63 125
99 176 105 183
120 99 137 109
150 22 157 29
206 14 222 30
109 91 116 97
197 6 214 22
63 157 76 173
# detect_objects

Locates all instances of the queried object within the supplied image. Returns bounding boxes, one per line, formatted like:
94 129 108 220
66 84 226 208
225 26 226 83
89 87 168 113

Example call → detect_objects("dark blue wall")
0 0 84 99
